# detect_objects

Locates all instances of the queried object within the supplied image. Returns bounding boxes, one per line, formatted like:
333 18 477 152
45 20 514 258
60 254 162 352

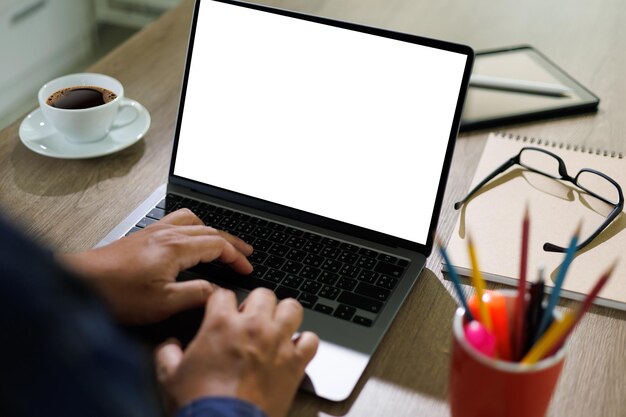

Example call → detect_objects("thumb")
155 338 184 384
164 280 216 315
294 331 319 370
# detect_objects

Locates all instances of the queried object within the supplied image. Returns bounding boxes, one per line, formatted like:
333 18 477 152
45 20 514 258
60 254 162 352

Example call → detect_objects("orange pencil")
469 291 511 360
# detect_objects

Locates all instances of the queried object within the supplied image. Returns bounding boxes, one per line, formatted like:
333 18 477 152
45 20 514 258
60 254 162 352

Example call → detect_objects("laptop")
98 0 473 402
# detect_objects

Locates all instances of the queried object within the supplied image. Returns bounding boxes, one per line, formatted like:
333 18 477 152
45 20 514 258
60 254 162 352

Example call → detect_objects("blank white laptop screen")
174 1 468 244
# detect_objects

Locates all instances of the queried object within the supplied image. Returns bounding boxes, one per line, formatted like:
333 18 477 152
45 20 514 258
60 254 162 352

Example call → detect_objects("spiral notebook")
445 132 626 310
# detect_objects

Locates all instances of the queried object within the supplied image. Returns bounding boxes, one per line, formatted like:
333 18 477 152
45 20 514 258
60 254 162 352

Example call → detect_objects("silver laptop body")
99 0 473 402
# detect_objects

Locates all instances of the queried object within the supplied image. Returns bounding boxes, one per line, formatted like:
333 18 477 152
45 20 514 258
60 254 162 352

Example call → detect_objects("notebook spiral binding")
495 131 624 159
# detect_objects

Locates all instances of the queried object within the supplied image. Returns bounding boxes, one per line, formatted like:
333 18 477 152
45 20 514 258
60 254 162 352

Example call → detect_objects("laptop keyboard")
126 193 410 327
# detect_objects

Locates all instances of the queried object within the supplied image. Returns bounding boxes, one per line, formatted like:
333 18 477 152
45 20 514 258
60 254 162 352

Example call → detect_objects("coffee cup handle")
111 100 140 129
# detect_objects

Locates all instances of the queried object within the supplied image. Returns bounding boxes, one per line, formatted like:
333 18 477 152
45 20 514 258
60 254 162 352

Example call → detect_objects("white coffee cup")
38 73 137 143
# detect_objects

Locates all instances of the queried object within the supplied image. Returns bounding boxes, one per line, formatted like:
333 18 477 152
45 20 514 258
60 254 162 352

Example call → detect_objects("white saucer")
19 98 150 159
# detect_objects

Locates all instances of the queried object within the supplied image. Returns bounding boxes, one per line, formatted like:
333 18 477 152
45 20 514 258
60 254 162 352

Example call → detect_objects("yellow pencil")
521 309 575 365
467 236 493 331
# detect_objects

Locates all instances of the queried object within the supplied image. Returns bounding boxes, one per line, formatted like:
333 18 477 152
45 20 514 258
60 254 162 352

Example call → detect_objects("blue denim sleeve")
176 397 268 417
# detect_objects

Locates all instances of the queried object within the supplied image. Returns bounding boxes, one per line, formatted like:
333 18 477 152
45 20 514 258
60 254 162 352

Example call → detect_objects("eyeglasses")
454 146 624 253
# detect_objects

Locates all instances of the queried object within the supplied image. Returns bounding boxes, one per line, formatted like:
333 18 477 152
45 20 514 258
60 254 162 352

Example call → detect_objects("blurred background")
0 0 181 130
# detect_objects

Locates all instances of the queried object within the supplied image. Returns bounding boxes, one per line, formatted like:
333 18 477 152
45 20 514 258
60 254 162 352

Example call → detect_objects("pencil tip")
574 220 583 237
606 260 619 276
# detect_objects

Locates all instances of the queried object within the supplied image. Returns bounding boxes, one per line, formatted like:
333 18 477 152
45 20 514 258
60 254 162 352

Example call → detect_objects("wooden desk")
0 0 624 416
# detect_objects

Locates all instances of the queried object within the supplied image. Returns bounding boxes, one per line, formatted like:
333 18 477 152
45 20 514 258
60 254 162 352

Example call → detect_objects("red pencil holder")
449 303 566 417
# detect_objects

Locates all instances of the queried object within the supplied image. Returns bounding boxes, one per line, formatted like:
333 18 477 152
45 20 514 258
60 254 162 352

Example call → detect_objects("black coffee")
47 86 117 109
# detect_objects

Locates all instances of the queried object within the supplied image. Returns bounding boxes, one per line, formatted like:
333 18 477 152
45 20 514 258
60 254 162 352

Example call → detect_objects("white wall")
0 0 183 130
94 0 181 28
0 0 95 129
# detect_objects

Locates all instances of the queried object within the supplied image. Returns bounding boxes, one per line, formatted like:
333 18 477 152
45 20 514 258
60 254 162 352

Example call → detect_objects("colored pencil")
547 262 617 357
437 238 475 322
512 205 530 361
467 235 493 331
535 223 581 341
521 309 575 365
523 268 545 356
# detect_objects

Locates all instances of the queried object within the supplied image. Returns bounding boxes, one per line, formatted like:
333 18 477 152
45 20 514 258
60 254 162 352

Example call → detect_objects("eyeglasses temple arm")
454 157 517 210
543 201 624 253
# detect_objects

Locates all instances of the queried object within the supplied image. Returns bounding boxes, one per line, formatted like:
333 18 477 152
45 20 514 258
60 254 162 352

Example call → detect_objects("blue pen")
534 224 581 341
438 240 475 322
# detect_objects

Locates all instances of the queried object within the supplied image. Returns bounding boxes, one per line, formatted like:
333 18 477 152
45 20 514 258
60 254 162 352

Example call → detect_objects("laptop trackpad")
237 289 368 402
302 339 369 402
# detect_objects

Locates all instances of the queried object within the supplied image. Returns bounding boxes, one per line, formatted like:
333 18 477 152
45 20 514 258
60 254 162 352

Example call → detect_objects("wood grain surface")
1 0 624 416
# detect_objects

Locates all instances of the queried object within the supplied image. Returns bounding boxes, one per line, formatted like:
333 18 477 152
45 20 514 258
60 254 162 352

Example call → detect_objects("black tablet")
460 45 599 131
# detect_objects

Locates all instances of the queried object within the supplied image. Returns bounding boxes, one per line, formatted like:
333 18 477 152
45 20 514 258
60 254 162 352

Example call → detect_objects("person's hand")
59 208 253 325
155 288 319 417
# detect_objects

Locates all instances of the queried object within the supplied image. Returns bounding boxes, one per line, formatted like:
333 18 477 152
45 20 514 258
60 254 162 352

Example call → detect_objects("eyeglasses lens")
577 170 621 206
519 149 561 178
